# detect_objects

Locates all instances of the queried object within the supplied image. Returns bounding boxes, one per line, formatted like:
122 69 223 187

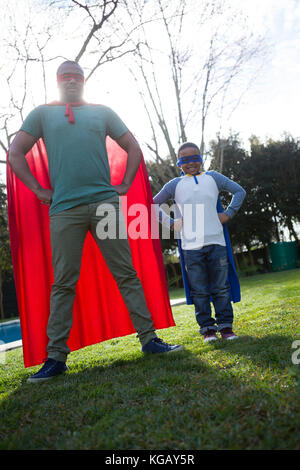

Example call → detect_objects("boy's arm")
153 179 181 229
208 171 246 219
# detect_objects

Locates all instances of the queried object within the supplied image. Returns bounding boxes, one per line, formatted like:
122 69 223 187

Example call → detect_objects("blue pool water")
0 320 22 344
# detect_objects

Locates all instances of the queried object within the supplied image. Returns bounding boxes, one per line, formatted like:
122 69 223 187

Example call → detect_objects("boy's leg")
207 244 233 331
47 205 89 362
89 197 157 348
183 247 217 334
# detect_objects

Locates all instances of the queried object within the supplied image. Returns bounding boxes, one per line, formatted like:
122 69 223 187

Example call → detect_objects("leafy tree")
250 135 300 241
209 134 278 259
209 133 300 258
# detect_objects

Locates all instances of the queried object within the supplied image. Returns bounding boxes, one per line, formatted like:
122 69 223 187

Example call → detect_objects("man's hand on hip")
34 187 53 206
112 182 130 196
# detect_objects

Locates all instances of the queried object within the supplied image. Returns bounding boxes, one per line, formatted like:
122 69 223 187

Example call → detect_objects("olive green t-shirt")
20 104 128 215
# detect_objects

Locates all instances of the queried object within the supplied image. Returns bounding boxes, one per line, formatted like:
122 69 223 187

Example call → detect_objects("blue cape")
177 198 241 304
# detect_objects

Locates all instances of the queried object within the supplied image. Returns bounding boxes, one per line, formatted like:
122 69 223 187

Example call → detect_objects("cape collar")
46 100 86 124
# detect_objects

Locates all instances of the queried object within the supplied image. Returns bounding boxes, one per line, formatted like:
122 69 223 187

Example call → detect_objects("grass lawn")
0 269 299 450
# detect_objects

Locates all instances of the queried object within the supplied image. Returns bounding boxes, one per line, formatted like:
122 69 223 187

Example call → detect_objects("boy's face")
179 147 202 175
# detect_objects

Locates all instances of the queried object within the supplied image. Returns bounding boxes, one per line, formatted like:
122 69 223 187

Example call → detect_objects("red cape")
6 137 175 367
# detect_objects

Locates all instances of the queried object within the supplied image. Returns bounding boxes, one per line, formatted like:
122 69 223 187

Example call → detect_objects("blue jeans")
183 244 233 334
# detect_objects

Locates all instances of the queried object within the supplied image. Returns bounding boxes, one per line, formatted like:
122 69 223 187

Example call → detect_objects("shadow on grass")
207 333 298 370
0 341 299 450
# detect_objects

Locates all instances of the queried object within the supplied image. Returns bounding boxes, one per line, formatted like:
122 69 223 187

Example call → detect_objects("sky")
1 0 300 182
81 0 300 155
221 0 300 146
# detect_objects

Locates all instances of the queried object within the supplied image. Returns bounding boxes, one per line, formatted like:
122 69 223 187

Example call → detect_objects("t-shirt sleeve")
20 106 43 140
104 107 128 140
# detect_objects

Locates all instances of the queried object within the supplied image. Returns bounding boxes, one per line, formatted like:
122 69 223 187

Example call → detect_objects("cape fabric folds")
178 199 241 305
7 136 175 368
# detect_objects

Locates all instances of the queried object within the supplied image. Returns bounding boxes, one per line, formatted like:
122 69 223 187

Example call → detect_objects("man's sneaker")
27 358 68 383
142 337 184 354
220 328 238 340
203 330 218 343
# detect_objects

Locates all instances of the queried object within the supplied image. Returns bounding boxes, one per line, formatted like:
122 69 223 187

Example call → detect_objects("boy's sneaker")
27 358 68 383
142 337 184 354
203 330 218 342
220 328 238 340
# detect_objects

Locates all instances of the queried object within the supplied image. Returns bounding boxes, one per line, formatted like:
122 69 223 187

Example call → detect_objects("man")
9 60 183 383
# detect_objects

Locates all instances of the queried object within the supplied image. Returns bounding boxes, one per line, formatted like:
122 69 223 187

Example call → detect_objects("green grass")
0 270 299 450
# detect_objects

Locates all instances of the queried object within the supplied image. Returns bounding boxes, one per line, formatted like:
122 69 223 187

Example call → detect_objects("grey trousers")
47 196 156 362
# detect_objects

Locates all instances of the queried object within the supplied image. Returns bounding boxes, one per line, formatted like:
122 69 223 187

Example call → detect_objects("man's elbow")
129 138 142 156
8 144 26 172
8 148 17 168
8 131 36 169
118 132 141 156
8 144 22 170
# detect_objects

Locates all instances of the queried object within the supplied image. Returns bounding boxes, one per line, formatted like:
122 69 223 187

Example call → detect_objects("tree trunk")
272 210 280 242
287 217 299 241
169 263 180 288
246 244 255 266
264 245 271 272
234 253 239 271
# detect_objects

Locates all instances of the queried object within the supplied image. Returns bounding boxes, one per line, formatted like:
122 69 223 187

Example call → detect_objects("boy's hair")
177 142 200 155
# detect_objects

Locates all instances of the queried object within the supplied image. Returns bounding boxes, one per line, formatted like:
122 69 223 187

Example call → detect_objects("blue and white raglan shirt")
153 171 246 250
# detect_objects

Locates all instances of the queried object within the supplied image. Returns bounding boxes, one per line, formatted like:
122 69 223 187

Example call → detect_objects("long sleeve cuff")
224 207 236 219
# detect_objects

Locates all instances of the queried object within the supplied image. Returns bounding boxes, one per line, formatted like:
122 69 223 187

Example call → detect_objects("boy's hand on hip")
172 218 183 232
218 213 230 224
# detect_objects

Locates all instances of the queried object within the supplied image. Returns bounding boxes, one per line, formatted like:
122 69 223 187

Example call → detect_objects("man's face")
179 147 202 175
57 63 85 102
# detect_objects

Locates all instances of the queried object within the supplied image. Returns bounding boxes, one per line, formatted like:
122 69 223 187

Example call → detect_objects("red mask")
57 73 85 83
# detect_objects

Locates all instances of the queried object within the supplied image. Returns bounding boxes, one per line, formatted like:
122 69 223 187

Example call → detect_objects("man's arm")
9 131 53 205
112 131 142 196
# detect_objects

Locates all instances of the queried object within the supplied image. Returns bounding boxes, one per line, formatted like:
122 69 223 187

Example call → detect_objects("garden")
0 269 299 450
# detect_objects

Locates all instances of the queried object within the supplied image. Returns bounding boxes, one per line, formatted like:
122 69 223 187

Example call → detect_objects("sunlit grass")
0 270 299 450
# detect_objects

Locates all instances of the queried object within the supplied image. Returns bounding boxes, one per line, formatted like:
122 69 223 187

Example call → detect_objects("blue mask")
177 154 203 167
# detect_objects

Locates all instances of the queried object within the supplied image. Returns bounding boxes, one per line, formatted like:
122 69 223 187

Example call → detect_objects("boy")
153 142 246 342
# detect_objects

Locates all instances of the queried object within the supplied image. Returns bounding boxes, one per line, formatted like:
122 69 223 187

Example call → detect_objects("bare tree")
67 0 143 82
0 0 143 161
0 0 67 157
0 0 267 165
124 0 192 165
123 0 267 163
